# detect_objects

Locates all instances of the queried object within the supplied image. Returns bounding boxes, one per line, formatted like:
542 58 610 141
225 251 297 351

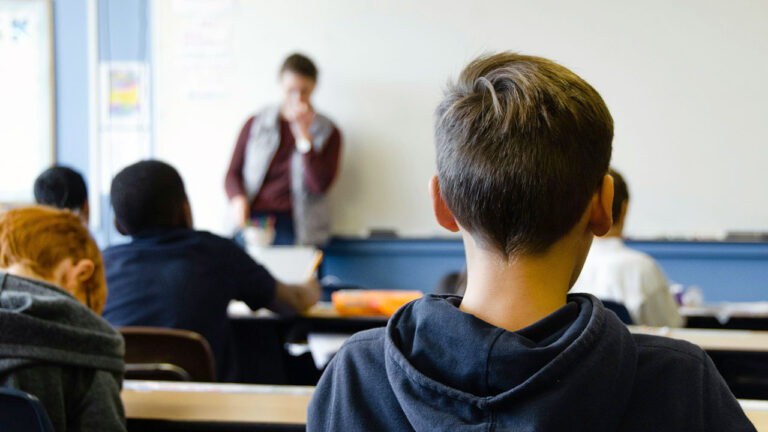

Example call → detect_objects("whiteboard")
153 0 768 239
0 0 53 203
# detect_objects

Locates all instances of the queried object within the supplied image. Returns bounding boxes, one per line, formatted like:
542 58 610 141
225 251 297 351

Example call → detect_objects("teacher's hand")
287 102 316 142
231 195 250 228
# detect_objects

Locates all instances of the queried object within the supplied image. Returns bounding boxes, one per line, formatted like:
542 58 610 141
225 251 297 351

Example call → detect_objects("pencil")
306 250 324 281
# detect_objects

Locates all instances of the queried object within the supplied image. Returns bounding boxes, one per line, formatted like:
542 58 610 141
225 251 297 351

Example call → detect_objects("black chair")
707 351 768 399
601 300 634 325
120 327 217 382
0 387 55 432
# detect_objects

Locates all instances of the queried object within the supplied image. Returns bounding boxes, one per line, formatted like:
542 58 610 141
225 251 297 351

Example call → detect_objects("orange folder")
331 290 424 317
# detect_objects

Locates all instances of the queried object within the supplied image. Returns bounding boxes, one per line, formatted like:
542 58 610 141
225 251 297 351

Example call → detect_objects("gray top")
0 272 126 431
243 104 335 245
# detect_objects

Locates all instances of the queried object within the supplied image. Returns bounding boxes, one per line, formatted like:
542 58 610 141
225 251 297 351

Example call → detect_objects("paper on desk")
246 246 320 284
307 333 351 369
227 300 277 317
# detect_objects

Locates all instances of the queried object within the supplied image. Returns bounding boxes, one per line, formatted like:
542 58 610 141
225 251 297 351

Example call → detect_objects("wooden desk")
226 302 388 384
123 381 767 431
742 400 768 431
229 301 388 338
230 301 389 321
122 380 313 426
629 326 768 352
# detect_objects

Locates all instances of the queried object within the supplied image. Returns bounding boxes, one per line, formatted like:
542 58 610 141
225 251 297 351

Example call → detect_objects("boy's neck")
459 233 584 333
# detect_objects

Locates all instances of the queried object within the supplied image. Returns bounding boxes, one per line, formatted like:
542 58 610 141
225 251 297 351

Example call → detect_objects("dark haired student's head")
606 167 630 237
34 166 90 224
432 52 614 257
110 160 192 236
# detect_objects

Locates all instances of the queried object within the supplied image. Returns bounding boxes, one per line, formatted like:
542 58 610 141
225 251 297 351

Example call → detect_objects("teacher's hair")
110 160 189 235
280 53 318 81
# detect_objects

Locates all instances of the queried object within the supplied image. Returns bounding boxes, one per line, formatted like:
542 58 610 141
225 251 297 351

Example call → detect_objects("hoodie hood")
0 272 124 375
384 294 638 431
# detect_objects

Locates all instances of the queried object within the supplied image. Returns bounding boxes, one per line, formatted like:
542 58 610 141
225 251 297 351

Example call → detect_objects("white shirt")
571 237 684 327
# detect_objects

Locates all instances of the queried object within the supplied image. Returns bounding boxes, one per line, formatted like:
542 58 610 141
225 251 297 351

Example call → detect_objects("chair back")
708 351 768 399
0 387 55 432
120 326 217 382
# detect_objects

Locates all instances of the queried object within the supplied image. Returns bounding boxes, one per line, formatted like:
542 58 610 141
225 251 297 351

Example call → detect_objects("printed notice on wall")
100 62 150 128
168 0 235 100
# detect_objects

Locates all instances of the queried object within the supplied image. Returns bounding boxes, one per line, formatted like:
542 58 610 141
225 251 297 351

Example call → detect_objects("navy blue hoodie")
308 294 754 431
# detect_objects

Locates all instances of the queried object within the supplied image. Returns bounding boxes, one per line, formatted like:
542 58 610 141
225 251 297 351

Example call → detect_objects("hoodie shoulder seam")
386 340 490 408
634 341 706 364
337 330 385 352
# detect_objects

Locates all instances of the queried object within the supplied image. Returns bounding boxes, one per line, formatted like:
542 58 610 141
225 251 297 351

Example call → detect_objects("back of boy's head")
110 160 188 235
34 166 88 211
0 206 106 313
435 52 614 256
609 168 629 224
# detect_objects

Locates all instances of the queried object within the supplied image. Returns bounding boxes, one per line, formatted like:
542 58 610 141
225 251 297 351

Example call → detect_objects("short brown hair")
609 168 629 225
0 206 106 313
435 52 613 256
280 53 318 81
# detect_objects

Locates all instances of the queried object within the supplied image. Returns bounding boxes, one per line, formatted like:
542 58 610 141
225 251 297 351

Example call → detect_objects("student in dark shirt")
101 160 320 382
307 53 754 431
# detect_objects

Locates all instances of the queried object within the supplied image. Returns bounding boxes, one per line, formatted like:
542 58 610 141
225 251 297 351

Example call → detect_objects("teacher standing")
225 53 342 246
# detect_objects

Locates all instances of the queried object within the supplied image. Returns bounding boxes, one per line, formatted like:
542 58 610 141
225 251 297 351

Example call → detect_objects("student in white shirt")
572 169 684 327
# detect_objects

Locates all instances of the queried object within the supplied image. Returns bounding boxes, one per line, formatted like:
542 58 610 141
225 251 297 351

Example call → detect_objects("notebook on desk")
246 246 322 284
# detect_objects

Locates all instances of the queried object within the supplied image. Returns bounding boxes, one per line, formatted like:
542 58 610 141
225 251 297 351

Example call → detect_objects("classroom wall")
52 0 151 245
151 0 768 239
52 0 90 186
48 1 768 303
95 0 152 245
321 238 768 303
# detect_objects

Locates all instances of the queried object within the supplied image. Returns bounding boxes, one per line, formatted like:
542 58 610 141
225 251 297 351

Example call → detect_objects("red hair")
0 206 106 313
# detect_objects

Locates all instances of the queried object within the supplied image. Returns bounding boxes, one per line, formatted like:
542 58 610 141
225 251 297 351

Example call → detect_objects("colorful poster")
100 62 149 127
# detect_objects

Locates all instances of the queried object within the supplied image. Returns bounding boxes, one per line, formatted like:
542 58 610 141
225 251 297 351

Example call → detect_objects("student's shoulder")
632 333 708 365
340 328 387 350
192 229 232 244
334 328 387 364
190 230 244 253
102 241 131 257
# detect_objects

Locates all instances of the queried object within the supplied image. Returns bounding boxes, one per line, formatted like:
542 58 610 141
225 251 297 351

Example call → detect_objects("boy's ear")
429 175 459 232
71 259 96 283
589 174 614 236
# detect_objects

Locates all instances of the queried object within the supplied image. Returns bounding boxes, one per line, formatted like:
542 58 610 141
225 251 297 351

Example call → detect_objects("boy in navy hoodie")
307 53 754 431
